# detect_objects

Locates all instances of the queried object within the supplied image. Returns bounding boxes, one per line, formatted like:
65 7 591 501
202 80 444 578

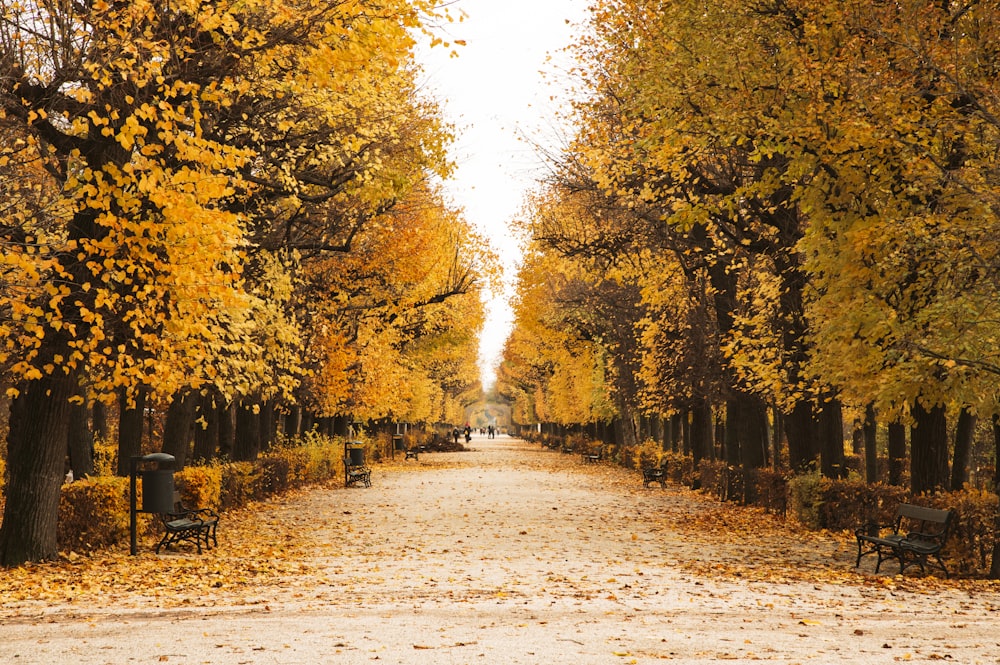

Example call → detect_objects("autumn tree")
0 0 466 565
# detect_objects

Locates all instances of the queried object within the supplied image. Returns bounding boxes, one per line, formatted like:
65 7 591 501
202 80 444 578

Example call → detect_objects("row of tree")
0 1 487 565
498 1 1000 494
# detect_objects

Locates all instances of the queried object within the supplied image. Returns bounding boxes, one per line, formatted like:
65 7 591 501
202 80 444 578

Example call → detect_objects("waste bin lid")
138 453 176 463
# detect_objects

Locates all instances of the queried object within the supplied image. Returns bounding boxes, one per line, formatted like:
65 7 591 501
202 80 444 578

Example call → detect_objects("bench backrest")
894 503 953 542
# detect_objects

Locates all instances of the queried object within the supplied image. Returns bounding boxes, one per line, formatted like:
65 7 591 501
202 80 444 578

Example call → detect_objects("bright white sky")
417 0 591 391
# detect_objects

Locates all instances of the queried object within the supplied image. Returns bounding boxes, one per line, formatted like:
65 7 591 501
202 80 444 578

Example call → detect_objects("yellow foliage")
57 477 131 551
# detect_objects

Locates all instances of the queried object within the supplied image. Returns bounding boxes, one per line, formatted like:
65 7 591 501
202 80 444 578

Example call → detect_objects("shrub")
662 451 695 486
218 461 259 511
634 438 664 470
259 455 292 496
748 468 789 515
919 489 998 574
175 465 222 510
57 476 130 551
787 471 827 529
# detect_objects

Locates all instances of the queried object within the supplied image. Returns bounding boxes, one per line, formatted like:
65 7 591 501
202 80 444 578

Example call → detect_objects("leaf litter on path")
2 437 1000 664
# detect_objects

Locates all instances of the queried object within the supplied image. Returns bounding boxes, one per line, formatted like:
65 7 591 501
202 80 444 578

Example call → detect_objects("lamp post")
129 452 176 555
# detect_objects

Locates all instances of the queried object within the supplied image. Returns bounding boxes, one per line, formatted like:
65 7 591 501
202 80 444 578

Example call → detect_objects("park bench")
155 492 219 554
404 447 419 460
344 445 372 488
582 449 601 464
642 459 668 488
855 503 954 577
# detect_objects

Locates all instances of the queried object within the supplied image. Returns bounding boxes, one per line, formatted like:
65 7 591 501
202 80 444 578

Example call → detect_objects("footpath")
1 436 999 664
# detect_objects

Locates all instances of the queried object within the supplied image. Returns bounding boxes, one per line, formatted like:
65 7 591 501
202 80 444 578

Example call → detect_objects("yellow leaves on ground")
0 494 319 608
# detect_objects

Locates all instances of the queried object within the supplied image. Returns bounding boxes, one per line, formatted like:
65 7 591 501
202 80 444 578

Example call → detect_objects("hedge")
55 433 349 552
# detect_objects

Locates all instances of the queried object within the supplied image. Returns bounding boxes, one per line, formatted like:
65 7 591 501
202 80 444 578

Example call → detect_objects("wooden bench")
582 450 601 464
404 447 419 460
155 492 219 554
642 460 668 488
855 503 953 577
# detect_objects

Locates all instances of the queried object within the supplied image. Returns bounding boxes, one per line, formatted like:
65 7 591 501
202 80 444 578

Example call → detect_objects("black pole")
129 456 139 555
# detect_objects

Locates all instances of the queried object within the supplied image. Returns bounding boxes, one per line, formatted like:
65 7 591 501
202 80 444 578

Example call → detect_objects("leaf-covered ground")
2 437 999 664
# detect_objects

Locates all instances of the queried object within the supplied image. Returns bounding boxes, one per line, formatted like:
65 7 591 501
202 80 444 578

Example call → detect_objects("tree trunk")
218 401 235 459
771 408 784 470
785 400 818 472
990 415 1000 579
259 402 277 451
162 390 196 469
863 404 878 484
233 399 261 461
192 391 220 463
950 406 976 491
616 399 639 450
738 394 768 470
690 400 712 489
910 400 949 495
818 398 846 479
116 388 147 476
300 411 315 435
652 415 664 450
670 413 682 452
67 400 95 480
888 420 906 486
285 406 302 437
724 398 740 467
0 375 75 565
92 401 110 442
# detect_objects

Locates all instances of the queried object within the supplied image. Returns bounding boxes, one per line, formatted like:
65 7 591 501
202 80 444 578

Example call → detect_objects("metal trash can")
141 468 175 514
129 452 176 555
348 446 366 466
392 435 405 451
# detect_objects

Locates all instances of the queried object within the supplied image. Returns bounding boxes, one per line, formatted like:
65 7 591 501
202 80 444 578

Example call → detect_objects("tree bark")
863 404 878 484
217 401 235 459
785 400 818 472
818 398 846 479
771 408 784 470
192 391 220 463
950 406 976 491
690 400 712 489
888 420 906 486
259 402 277 451
285 406 302 437
162 390 196 469
0 375 75 565
92 401 110 442
116 388 147 476
738 393 768 469
988 415 1000 578
910 400 949 495
233 399 261 461
724 398 740 467
67 400 95 480
670 413 682 453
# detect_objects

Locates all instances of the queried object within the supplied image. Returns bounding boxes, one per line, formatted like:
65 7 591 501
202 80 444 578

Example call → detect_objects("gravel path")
2 436 1000 664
